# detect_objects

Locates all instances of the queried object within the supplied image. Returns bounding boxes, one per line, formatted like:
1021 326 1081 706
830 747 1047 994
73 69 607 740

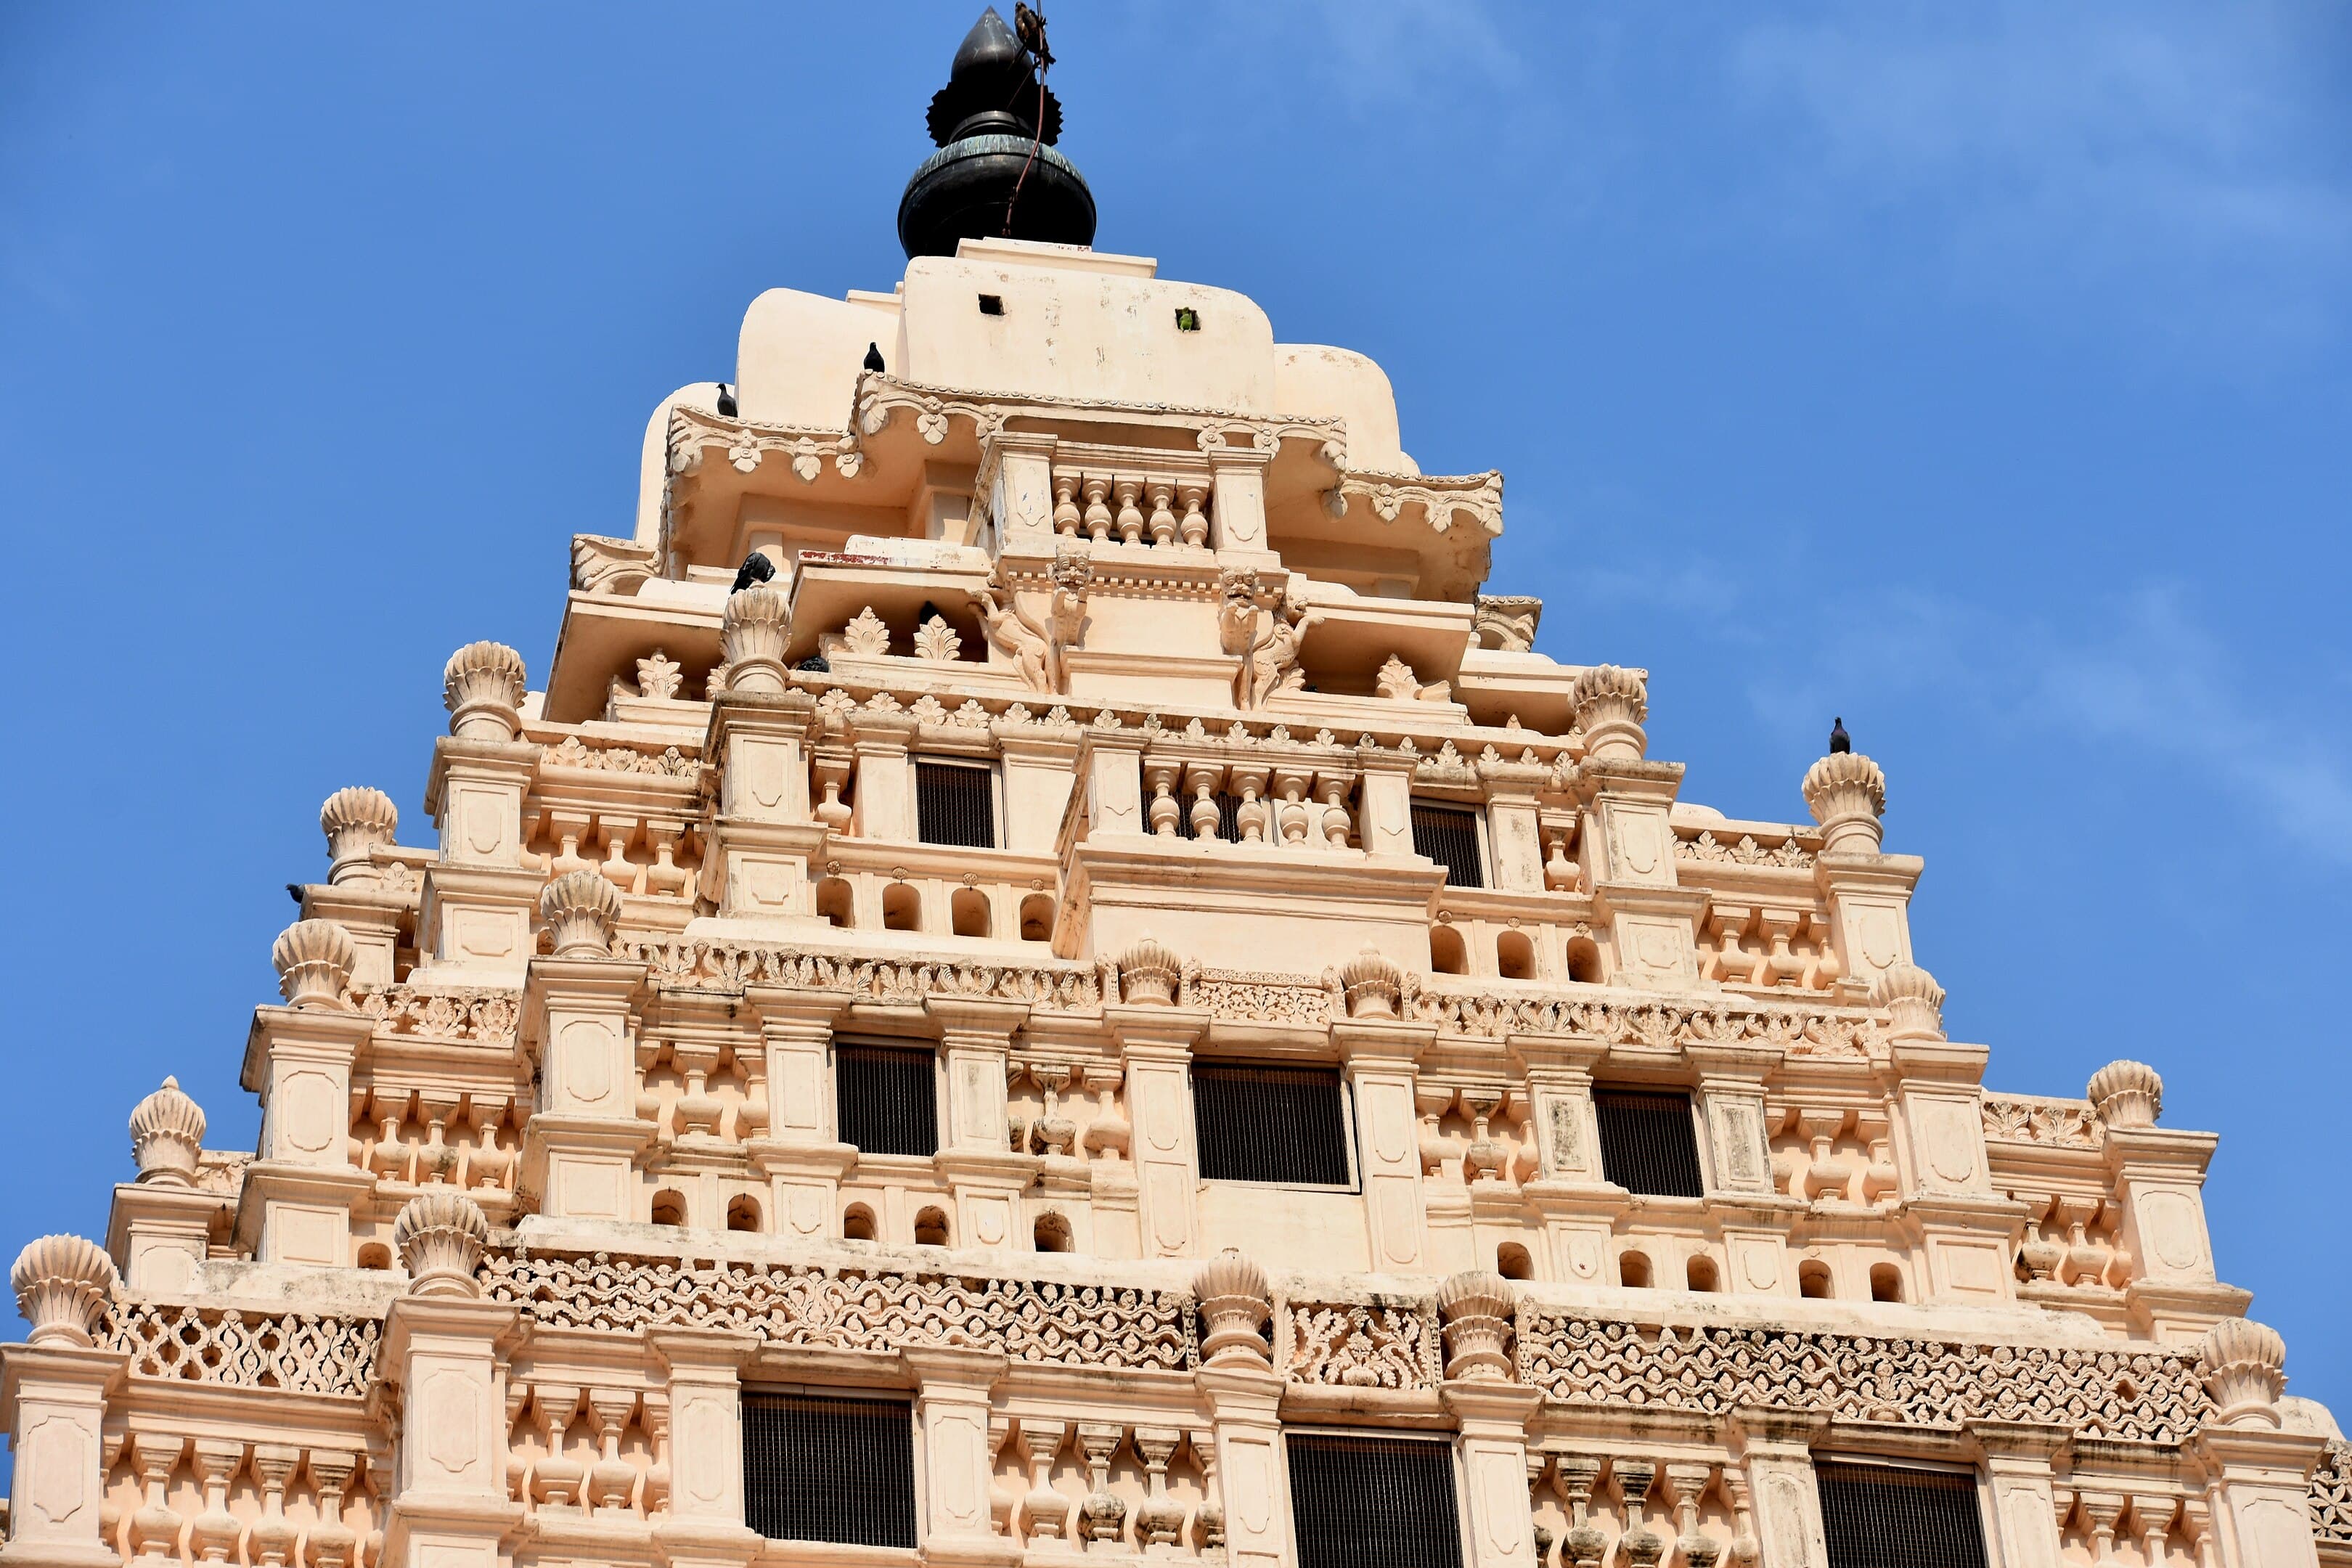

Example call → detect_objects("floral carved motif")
2312 1442 2352 1547
1981 1095 2104 1149
346 987 520 1044
1284 1301 1442 1390
1677 830 1815 870
541 735 699 779
104 1304 380 1397
1516 1313 2209 1445
479 1251 1195 1370
610 940 1103 1010
1188 971 1332 1027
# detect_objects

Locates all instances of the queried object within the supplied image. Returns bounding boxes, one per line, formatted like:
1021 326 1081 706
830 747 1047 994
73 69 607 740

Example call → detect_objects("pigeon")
795 654 832 674
731 552 777 595
863 342 886 374
715 382 737 417
1829 716 1851 755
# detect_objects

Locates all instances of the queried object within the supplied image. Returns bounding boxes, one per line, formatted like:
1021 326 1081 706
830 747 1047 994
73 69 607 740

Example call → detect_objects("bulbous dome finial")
899 7 1096 260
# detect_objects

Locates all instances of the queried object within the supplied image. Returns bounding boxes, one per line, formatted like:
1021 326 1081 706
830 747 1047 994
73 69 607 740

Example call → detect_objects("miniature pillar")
422 643 542 981
1333 1004 1435 1273
241 920 373 1266
1193 1252 1290 1568
1875 964 2017 1303
928 995 1034 1254
648 1328 761 1568
522 874 654 1222
1477 756 1551 894
1108 976 1209 1260
905 1347 1018 1564
850 711 918 841
743 989 856 1242
1203 430 1275 560
1355 746 1417 861
1730 1410 1832 1568
1514 1037 1617 1287
1077 728 1148 841
1972 1422 2071 1568
0 1238 126 1568
2192 1319 2327 1568
1691 1043 1798 1295
996 724 1084 853
985 430 1059 548
701 670 825 923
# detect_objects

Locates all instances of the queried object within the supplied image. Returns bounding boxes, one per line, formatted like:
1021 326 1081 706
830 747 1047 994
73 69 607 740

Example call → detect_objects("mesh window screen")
1593 1089 1706 1198
1192 1063 1352 1185
1177 790 1244 842
836 1042 939 1157
1816 1461 1989 1568
1287 1433 1464 1568
1410 802 1485 887
742 1392 918 1548
916 759 996 848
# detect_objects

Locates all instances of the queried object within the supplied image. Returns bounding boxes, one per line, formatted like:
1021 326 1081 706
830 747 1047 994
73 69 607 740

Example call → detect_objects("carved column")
521 875 654 1222
380 1196 521 1568
0 1238 126 1568
111 1077 216 1293
2088 1062 2245 1339
1076 727 1148 841
1203 431 1276 562
1193 1254 1290 1568
1729 1410 1832 1568
1355 746 1418 862
1514 1035 1620 1288
1439 1273 1541 1568
648 1328 761 1568
743 988 856 1243
1332 992 1435 1273
2191 1319 2327 1568
701 679 825 924
420 642 542 981
850 711 919 842
905 1347 1019 1567
995 725 1084 854
985 429 1059 549
1108 983 1209 1261
240 920 373 1266
1571 669 1706 987
1477 756 1551 895
1690 1042 1799 1297
1801 751 1923 996
1972 1422 2070 1568
928 995 1034 1254
310 786 406 985
1877 965 2021 1304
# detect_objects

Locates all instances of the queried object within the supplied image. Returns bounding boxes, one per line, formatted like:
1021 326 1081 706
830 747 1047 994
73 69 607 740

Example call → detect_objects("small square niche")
1175 306 1202 332
978 293 1005 317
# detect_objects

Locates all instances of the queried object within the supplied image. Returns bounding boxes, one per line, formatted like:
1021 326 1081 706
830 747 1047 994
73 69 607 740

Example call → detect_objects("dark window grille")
1816 1461 1988 1568
1593 1088 1706 1198
743 1391 918 1548
917 759 996 848
1192 1063 1351 1185
1177 789 1244 842
1411 801 1485 887
836 1042 938 1156
1287 1434 1463 1568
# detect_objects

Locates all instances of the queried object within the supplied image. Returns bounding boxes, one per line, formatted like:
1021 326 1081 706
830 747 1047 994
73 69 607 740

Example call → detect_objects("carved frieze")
539 736 700 780
1981 1095 2104 1149
2314 1442 2352 1548
346 987 520 1044
1516 1312 2209 1445
479 1249 1195 1370
1676 830 1816 870
105 1304 380 1398
1283 1300 1442 1390
611 939 1103 1010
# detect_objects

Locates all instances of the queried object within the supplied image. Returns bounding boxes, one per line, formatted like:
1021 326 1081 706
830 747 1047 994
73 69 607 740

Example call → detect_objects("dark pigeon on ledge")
731 552 777 595
1829 716 1851 754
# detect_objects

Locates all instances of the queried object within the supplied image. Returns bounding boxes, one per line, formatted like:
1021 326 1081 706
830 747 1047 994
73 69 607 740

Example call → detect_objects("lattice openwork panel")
1410 801 1485 888
1593 1088 1706 1198
915 759 996 848
1192 1061 1352 1185
104 1304 380 1397
1288 1433 1463 1568
743 1392 918 1548
1816 1461 1988 1568
836 1042 939 1156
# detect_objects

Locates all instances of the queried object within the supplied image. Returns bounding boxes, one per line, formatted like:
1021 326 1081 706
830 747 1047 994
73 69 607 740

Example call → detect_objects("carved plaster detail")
129 1077 206 1185
1284 1299 1441 1389
540 736 698 779
103 1304 380 1396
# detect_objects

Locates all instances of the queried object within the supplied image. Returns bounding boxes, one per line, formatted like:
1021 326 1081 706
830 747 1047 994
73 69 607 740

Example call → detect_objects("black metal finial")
731 552 777 595
715 382 738 417
1829 716 1851 754
863 342 886 374
899 7 1095 258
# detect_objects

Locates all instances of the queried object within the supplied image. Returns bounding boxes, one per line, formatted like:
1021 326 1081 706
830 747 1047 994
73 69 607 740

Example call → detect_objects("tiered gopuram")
4 12 2345 1568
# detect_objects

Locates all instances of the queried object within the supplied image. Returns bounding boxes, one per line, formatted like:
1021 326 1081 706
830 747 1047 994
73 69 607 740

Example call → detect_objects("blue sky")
4 3 2347 1413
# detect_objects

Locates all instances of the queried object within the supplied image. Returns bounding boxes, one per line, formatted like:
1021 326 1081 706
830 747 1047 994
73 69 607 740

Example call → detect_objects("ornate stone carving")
720 581 792 693
570 533 660 595
636 649 684 700
319 787 398 884
612 937 1103 1009
1677 829 1813 870
913 611 963 661
443 640 527 740
1869 962 1944 1040
1327 469 1504 538
12 1234 118 1347
969 584 1053 693
1980 1095 2101 1148
541 735 698 778
1435 1270 1516 1382
1516 1312 2208 1444
1474 595 1541 653
1238 592 1322 711
393 1192 491 1297
541 868 622 958
1194 1250 1272 1368
346 986 519 1042
273 918 356 1008
2087 1060 2163 1129
2312 1443 2352 1549
482 1249 1196 1369
820 605 893 659
1570 666 1647 760
104 1304 380 1396
2197 1317 2286 1426
1337 947 1403 1019
1801 751 1887 855
1114 937 1183 1006
129 1076 205 1185
1286 1299 1441 1389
